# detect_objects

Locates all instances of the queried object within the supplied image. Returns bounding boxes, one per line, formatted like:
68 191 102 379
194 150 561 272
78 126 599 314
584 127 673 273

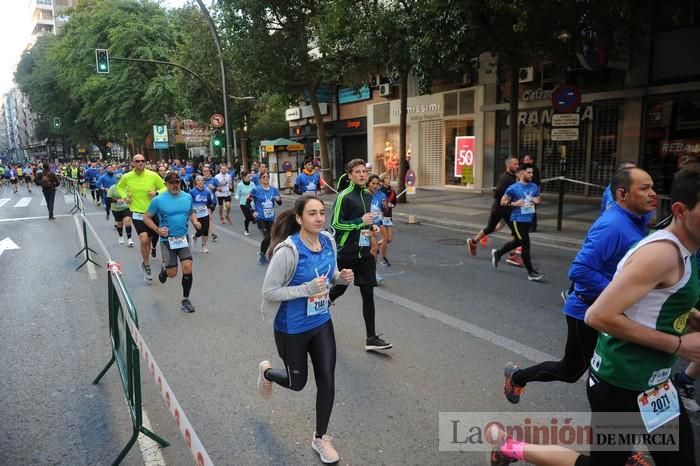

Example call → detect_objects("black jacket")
330 182 372 260
493 171 516 207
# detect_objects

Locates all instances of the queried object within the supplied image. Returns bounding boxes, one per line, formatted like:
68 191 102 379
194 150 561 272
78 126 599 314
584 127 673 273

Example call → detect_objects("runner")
366 174 386 282
328 159 392 351
258 196 354 464
23 165 33 193
234 170 256 236
116 154 166 281
247 172 282 264
378 174 397 266
189 175 215 253
107 174 134 246
491 164 545 281
503 167 657 404
491 167 700 466
293 158 321 196
85 162 101 205
143 172 200 313
202 165 220 242
214 164 233 224
9 165 18 193
98 165 118 220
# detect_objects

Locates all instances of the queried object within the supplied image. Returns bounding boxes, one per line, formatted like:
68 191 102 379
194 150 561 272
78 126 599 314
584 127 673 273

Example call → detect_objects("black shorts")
160 242 193 269
112 210 130 222
24 176 32 183
10 178 18 184
132 215 158 236
217 196 231 205
195 215 210 236
337 256 377 287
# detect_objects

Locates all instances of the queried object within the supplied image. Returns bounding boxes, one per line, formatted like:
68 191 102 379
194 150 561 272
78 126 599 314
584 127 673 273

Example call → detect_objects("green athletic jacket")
331 182 372 260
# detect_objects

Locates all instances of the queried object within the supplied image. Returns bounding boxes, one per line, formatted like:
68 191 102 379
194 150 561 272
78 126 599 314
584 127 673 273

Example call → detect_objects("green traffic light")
213 139 221 147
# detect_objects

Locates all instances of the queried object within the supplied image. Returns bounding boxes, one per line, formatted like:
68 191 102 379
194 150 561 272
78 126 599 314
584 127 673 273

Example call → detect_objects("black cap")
164 172 180 183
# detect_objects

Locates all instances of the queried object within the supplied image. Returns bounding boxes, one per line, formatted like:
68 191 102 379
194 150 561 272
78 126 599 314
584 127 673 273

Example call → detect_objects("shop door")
342 135 366 166
419 120 444 187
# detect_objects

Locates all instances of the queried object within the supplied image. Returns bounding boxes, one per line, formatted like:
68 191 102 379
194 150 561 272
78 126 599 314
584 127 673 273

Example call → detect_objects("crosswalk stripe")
41 198 47 206
0 198 9 208
14 197 32 208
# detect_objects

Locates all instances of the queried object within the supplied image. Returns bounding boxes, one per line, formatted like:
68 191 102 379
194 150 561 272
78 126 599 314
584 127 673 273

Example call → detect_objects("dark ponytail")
267 195 325 258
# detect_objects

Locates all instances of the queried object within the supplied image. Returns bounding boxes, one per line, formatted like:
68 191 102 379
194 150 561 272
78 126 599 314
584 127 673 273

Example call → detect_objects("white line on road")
14 197 32 207
73 214 98 280
0 198 9 208
375 288 557 363
40 198 46 206
138 409 167 466
0 212 102 223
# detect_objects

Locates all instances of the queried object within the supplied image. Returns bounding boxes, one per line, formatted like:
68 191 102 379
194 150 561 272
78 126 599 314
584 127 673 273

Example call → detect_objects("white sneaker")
311 434 339 464
127 238 134 247
201 247 209 254
118 236 124 245
257 361 272 399
244 230 250 236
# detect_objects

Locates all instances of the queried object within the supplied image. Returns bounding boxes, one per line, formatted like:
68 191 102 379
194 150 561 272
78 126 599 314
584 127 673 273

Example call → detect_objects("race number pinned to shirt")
307 182 317 192
637 381 680 432
132 212 144 221
262 198 275 219
307 269 330 317
359 229 372 247
168 235 188 250
194 205 209 218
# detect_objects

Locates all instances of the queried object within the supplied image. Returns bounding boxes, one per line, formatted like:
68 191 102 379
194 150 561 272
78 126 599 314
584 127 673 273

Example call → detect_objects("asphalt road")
0 186 697 465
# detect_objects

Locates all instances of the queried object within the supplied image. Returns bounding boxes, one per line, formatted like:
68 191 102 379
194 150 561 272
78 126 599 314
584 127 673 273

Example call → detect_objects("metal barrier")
61 176 98 270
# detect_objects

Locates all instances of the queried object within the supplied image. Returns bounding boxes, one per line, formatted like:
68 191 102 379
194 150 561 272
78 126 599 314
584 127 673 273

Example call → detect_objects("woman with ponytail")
258 196 353 464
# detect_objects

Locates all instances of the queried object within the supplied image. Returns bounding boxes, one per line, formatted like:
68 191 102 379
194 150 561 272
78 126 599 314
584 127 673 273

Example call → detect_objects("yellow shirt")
116 169 166 213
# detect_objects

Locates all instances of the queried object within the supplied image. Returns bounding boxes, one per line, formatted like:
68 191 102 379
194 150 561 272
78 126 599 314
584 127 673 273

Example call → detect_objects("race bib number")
382 217 393 226
262 199 274 219
637 382 680 432
307 292 330 317
306 182 316 192
132 212 144 221
194 205 209 218
168 235 188 250
521 202 535 215
359 229 371 247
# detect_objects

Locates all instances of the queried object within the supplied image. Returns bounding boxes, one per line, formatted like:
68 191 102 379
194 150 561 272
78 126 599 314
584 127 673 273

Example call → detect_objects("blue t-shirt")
185 165 195 176
203 176 220 199
504 182 539 223
295 171 321 193
249 185 281 221
85 167 100 186
274 233 336 334
371 190 386 225
189 187 214 214
147 192 193 242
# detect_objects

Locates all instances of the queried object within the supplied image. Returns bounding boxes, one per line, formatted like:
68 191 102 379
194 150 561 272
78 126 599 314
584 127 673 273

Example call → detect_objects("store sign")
661 139 700 167
285 104 329 121
153 124 169 149
393 103 441 117
551 113 580 127
522 88 553 102
507 106 594 126
551 128 580 141
454 136 476 179
338 85 371 104
285 107 301 121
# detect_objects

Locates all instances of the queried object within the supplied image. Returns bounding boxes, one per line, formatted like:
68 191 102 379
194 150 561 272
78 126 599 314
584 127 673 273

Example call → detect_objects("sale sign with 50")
454 136 476 178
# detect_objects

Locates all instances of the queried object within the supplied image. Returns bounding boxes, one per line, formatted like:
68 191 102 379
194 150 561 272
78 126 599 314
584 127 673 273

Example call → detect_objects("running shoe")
211 233 218 242
673 372 700 413
142 263 152 282
491 249 500 268
257 360 272 399
489 425 519 466
118 236 124 245
158 263 167 284
244 230 250 236
480 235 489 247
503 363 525 404
201 247 209 254
311 434 339 464
105 211 110 220
467 238 477 256
257 251 268 265
383 257 391 267
365 335 392 351
527 271 545 281
181 299 195 313
150 247 157 258
376 273 384 283
127 238 134 247
506 254 523 267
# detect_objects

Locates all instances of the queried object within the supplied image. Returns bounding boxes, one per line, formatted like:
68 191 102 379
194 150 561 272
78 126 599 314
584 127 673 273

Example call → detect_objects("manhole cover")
437 238 466 246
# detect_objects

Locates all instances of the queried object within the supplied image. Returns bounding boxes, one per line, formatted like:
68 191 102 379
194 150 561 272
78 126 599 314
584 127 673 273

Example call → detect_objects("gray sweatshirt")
260 231 349 319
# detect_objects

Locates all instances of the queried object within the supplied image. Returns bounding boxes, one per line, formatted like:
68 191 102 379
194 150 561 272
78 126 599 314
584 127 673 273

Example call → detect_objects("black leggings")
240 205 255 231
512 314 598 387
328 284 376 338
482 206 510 236
266 320 336 436
574 372 696 466
258 220 273 255
194 215 210 237
496 221 534 273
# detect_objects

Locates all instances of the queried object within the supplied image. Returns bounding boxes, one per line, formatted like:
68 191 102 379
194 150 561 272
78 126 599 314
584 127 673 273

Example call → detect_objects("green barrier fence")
93 262 169 465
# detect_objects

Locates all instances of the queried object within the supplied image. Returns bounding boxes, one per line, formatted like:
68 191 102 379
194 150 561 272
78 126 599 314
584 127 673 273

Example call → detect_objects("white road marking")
0 237 20 257
40 198 47 206
73 215 98 280
138 409 167 466
438 261 464 267
375 288 557 363
0 198 9 208
14 197 31 207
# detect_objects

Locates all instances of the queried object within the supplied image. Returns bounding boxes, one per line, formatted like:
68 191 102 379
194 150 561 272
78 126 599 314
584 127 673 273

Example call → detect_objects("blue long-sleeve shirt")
600 183 654 225
98 172 117 190
564 202 648 320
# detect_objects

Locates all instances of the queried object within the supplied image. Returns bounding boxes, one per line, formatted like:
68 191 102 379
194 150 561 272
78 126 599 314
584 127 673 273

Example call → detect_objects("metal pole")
557 144 567 231
232 127 238 165
195 0 231 165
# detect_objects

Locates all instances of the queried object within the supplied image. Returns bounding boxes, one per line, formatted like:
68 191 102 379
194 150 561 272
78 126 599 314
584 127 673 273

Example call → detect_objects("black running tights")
258 220 273 255
328 284 376 338
497 221 534 273
266 321 336 436
240 205 255 231
512 315 598 387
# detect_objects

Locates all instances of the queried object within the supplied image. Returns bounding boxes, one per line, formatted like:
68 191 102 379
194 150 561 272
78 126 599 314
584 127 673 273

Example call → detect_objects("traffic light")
95 49 109 74
212 131 222 147
52 117 61 129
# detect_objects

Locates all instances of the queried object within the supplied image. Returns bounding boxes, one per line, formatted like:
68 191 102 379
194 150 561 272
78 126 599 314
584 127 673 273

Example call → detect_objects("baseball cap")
164 172 180 183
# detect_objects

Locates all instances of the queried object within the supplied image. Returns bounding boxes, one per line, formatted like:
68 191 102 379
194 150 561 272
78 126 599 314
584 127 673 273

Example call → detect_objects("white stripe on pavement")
0 198 9 208
41 198 46 206
14 197 32 207
0 212 102 223
375 288 557 363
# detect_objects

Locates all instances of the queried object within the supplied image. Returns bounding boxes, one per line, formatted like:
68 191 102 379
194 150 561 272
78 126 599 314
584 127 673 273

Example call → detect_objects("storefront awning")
261 138 305 152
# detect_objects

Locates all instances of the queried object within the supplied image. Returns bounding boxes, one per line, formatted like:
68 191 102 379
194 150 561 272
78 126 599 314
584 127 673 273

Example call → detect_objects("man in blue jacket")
98 164 118 219
502 167 658 404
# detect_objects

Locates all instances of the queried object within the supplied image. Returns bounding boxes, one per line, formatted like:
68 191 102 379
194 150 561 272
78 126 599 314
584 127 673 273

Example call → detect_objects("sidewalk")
281 188 601 248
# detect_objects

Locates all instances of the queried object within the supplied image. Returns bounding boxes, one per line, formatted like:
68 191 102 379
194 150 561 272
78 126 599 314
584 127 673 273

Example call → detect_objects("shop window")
444 120 474 185
374 103 390 125
444 93 458 116
459 91 474 114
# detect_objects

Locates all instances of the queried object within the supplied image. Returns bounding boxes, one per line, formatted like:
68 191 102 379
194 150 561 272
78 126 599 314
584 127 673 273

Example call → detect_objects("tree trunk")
397 70 409 204
509 64 520 159
306 78 332 187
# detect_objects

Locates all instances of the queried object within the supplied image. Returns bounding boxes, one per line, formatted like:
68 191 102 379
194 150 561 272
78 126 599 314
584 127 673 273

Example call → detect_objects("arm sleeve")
568 224 619 296
116 174 128 198
262 247 314 302
330 193 364 231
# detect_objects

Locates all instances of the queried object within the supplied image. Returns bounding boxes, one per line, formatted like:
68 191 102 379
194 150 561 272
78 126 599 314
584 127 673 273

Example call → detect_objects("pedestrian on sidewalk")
491 164 544 281
40 163 59 220
329 159 392 351
466 156 522 265
258 196 353 464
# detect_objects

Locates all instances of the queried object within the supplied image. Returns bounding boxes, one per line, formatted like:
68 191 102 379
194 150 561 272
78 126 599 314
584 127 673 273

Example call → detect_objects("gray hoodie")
260 231 348 320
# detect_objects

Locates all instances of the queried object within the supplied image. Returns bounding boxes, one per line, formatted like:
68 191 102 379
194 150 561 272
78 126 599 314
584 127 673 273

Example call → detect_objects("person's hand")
371 225 380 232
533 196 541 205
253 211 258 218
362 212 374 225
275 196 281 202
124 196 132 204
158 226 169 237
148 191 157 198
339 269 354 283
306 277 327 295
686 309 700 332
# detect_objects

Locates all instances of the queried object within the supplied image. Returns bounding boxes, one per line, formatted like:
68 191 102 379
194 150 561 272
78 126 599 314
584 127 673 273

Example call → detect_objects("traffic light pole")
195 0 232 166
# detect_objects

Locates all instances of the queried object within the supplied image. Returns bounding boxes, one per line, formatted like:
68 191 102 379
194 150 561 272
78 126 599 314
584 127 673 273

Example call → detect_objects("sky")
0 0 201 98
